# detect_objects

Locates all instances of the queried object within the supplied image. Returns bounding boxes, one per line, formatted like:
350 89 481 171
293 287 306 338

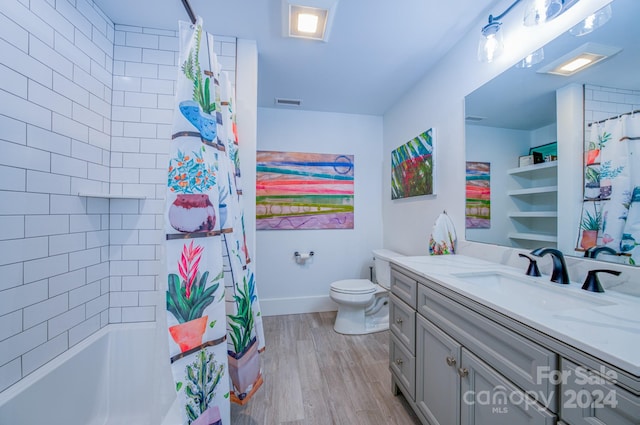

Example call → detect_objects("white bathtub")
0 323 183 425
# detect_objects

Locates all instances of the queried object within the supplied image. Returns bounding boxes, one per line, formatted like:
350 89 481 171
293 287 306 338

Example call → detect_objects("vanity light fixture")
283 0 339 42
537 42 621 76
478 0 580 63
569 4 612 36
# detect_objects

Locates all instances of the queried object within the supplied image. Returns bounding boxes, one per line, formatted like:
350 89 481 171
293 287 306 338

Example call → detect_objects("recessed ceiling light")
282 0 339 42
297 13 319 33
537 42 621 76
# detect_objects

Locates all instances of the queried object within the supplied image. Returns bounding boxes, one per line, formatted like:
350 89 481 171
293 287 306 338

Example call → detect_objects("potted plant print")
580 210 601 250
184 350 224 425
584 166 600 200
168 148 217 233
227 273 260 399
167 241 220 352
180 25 217 143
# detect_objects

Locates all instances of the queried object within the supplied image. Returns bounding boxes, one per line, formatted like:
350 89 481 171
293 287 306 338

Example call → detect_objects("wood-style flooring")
230 311 421 425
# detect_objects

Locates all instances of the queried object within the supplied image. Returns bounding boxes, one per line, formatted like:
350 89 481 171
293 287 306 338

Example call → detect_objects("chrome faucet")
583 245 617 259
530 247 570 284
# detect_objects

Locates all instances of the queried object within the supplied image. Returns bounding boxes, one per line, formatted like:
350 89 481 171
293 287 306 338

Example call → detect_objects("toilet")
329 249 404 335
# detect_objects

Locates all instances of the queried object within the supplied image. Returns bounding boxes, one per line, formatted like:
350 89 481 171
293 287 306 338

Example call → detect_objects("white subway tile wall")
584 84 640 147
0 0 237 392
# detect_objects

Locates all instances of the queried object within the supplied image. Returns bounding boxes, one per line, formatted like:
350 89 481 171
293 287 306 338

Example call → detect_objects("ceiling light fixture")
283 0 339 42
569 4 612 36
478 0 580 63
537 42 622 76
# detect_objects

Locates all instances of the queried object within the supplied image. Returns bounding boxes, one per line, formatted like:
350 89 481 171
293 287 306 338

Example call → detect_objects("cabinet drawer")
391 269 417 309
390 293 416 354
390 333 416 401
560 359 640 425
418 284 558 411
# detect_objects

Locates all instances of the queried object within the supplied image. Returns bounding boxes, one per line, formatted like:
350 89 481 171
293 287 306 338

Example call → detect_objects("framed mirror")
465 0 640 265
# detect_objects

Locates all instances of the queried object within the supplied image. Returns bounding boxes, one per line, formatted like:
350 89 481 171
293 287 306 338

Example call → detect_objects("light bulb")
569 4 612 36
523 0 563 26
478 22 504 63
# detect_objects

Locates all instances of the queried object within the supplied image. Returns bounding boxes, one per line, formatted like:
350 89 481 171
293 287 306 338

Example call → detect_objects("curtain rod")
181 0 196 24
588 109 640 127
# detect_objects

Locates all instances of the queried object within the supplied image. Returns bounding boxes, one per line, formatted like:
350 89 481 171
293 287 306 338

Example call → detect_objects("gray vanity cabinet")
389 264 639 425
560 359 640 425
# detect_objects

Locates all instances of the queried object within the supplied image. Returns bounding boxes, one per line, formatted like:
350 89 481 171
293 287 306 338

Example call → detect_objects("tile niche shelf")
76 192 147 199
506 160 558 246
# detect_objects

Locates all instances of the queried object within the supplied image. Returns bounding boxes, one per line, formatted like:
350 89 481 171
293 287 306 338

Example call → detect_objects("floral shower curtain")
165 18 264 424
580 114 640 265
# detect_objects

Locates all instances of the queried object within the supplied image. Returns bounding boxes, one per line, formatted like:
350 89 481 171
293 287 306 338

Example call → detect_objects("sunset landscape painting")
256 151 354 230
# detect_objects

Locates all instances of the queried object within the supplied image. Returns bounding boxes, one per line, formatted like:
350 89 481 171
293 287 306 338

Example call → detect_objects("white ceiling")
92 0 493 116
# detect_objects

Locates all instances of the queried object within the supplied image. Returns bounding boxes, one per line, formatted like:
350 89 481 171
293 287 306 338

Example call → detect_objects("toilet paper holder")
294 251 315 262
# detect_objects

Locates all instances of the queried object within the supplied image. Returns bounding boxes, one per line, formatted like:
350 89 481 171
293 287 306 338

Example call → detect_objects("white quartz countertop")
391 255 640 377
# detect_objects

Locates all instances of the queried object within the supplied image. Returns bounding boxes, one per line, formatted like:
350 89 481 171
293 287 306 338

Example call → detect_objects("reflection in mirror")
464 0 640 266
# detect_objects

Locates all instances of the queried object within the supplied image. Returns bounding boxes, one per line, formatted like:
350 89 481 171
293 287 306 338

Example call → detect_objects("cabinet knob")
458 367 469 378
395 358 404 366
445 356 457 367
395 318 403 324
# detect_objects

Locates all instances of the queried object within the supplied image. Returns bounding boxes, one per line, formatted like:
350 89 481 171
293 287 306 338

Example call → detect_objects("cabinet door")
460 348 556 425
560 359 640 425
416 315 461 425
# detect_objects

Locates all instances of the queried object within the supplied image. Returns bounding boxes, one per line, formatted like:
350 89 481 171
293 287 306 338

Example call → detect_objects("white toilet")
329 249 404 335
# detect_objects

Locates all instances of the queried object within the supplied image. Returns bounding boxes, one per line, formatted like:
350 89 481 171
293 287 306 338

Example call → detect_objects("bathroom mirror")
464 0 639 264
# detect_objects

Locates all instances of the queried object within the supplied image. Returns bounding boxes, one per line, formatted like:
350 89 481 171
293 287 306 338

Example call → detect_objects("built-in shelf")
508 211 558 218
507 161 557 175
77 192 147 199
508 232 558 243
507 185 558 196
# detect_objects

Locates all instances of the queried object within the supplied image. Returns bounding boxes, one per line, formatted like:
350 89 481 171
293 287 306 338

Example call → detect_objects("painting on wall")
256 151 354 230
465 161 490 229
391 128 435 199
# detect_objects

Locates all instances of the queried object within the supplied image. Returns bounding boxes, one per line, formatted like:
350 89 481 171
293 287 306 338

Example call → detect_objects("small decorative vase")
168 316 208 353
580 230 598 250
169 194 216 233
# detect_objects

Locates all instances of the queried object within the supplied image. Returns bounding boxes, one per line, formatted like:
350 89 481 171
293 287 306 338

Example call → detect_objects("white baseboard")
260 295 337 316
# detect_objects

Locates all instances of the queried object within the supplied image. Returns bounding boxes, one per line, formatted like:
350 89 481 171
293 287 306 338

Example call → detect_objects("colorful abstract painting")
465 161 490 229
256 151 354 230
391 128 434 199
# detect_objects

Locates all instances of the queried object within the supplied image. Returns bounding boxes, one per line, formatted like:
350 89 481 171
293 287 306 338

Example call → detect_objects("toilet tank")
372 249 404 289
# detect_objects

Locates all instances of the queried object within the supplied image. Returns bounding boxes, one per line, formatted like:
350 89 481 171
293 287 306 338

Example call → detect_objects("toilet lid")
330 279 376 294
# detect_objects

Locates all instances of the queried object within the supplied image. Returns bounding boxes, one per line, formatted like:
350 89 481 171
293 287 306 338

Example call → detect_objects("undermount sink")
451 271 616 311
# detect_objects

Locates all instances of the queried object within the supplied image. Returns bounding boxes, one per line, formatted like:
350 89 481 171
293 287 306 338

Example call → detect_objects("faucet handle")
582 269 621 293
518 253 541 277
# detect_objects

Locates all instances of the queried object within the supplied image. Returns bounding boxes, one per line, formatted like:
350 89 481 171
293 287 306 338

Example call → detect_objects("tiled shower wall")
584 84 640 134
0 0 237 392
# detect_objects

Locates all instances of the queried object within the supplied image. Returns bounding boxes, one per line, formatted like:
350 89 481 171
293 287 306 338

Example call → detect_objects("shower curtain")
164 18 264 424
580 114 640 265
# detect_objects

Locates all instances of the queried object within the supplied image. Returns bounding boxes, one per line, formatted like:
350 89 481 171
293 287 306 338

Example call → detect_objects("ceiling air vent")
275 98 302 107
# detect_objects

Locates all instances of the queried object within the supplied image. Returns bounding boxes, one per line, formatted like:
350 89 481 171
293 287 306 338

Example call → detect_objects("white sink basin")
451 271 616 311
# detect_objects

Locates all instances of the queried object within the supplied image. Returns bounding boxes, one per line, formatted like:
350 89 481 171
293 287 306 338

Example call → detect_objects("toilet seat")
330 279 376 295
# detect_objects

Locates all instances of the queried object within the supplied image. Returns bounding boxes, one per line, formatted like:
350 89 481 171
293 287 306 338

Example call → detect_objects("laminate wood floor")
231 311 421 425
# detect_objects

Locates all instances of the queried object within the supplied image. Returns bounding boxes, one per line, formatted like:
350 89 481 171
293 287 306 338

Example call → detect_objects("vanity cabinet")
506 161 558 247
559 359 640 425
389 264 639 425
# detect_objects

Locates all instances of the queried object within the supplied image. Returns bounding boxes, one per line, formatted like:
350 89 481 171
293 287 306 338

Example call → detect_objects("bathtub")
0 323 183 425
